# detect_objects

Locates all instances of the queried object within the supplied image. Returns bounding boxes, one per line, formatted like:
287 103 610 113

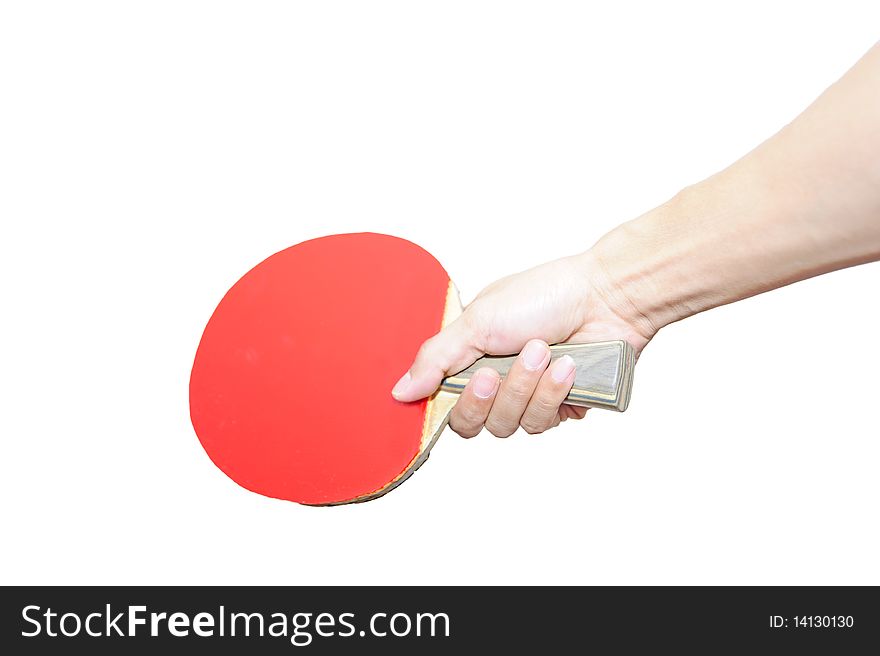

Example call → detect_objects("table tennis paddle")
189 233 636 505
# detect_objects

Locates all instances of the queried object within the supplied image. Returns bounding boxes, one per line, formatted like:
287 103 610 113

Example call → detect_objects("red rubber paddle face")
189 233 451 505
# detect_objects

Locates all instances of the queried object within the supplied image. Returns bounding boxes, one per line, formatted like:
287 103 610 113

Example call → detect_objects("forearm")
589 41 880 334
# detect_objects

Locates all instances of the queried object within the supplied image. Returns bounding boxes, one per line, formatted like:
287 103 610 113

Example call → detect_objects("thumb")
391 316 483 402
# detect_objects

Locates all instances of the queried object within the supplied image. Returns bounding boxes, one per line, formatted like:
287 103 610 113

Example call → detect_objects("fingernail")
472 370 499 399
521 340 549 371
392 372 411 399
551 354 576 383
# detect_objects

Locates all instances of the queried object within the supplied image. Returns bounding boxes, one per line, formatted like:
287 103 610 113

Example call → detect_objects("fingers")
448 368 501 438
559 404 588 421
392 321 590 438
520 355 576 434
484 339 550 438
391 316 482 402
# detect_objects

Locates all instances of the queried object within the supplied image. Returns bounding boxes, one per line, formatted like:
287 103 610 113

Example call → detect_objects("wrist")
583 193 694 337
585 161 782 334
575 244 662 347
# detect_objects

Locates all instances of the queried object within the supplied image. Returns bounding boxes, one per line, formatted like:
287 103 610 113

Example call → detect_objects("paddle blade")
189 233 451 505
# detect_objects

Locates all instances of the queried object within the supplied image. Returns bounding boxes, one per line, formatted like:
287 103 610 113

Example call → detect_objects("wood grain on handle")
440 340 636 412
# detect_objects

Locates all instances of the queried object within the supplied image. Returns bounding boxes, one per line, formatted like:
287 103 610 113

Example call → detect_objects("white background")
2 2 878 585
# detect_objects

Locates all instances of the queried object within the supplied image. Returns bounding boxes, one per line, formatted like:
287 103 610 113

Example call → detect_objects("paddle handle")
439 340 636 412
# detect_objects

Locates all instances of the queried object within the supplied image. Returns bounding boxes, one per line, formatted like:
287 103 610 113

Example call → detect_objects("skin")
392 41 880 437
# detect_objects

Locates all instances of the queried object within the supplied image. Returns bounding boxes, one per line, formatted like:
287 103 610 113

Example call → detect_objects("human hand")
391 252 655 437
403 41 880 437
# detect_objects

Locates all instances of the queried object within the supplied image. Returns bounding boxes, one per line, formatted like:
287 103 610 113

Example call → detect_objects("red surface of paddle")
189 233 451 504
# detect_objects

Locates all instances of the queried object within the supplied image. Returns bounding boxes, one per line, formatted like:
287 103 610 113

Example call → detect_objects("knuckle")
451 423 480 439
529 394 560 416
520 416 547 435
460 308 489 351
454 403 484 429
416 335 440 361
485 417 516 438
502 376 536 403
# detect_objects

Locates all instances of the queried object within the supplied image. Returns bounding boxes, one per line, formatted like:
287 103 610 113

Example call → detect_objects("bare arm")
393 42 880 438
593 41 880 336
